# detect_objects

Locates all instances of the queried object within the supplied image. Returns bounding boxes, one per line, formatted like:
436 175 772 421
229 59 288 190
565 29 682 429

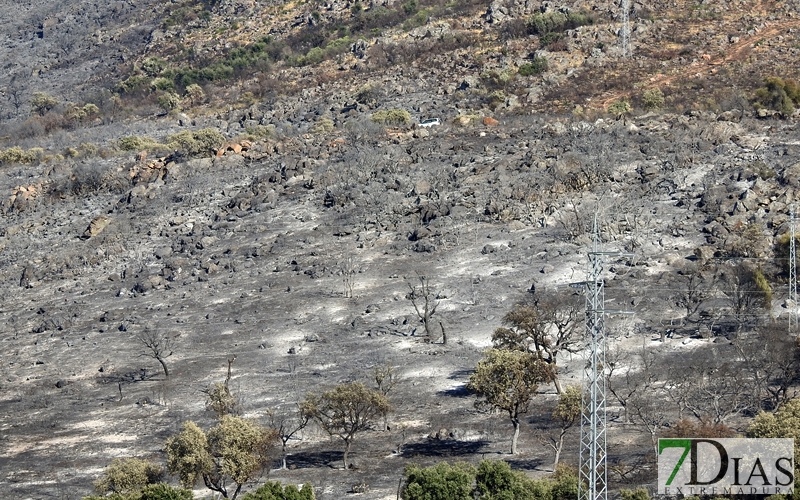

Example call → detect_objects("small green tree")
608 99 632 117
402 462 476 500
205 382 238 417
30 91 59 115
142 57 167 77
184 84 206 106
642 88 665 111
547 386 582 470
468 349 554 454
158 92 182 112
491 294 582 394
301 382 391 469
93 458 164 495
240 481 315 500
165 417 277 499
748 398 800 464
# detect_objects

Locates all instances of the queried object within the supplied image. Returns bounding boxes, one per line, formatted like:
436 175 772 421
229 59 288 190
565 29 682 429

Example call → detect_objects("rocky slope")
2 0 800 498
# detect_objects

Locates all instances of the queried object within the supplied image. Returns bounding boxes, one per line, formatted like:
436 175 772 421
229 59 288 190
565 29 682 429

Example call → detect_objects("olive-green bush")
371 108 411 126
753 76 800 115
0 146 42 164
240 481 315 500
93 458 164 495
608 98 632 116
642 88 665 111
401 460 580 500
519 57 548 76
118 136 167 152
166 128 226 157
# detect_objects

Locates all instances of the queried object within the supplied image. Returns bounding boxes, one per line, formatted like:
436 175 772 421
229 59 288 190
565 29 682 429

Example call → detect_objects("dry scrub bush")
166 128 225 157
30 91 59 115
310 117 335 134
205 382 239 417
371 108 411 126
0 146 41 164
118 136 166 152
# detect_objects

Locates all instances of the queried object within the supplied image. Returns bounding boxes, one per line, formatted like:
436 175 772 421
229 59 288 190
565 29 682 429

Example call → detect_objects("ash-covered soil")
2 109 800 498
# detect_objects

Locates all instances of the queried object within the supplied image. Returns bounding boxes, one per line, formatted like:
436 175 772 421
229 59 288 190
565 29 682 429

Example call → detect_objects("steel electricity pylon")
574 218 633 500
621 0 631 57
790 204 797 331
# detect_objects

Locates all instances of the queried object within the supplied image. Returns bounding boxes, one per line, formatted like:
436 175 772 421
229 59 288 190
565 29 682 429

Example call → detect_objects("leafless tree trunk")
374 363 400 430
269 405 309 470
340 255 356 298
136 328 174 378
406 273 440 338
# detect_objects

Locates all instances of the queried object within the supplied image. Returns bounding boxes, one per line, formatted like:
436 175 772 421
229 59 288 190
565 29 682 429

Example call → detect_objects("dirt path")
594 18 800 110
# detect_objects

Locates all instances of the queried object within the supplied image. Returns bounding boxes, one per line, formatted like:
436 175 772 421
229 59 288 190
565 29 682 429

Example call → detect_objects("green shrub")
481 69 516 90
166 128 226 157
184 84 206 106
245 125 275 140
608 98 632 116
157 92 182 112
142 57 167 77
80 143 99 156
30 92 59 115
403 462 476 500
310 117 335 134
371 108 411 126
403 0 418 14
519 57 548 76
753 76 800 115
355 84 381 104
642 88 665 110
66 103 100 122
0 146 39 164
93 458 163 495
475 460 542 500
118 136 165 152
240 481 315 500
136 483 194 500
303 47 326 66
527 10 593 36
82 483 192 500
539 32 562 47
117 75 152 94
403 8 431 30
401 460 580 500
620 488 651 500
752 267 773 306
550 464 580 500
152 78 176 92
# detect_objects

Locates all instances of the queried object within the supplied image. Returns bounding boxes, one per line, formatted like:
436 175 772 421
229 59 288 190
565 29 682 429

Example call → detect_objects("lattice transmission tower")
575 217 633 500
790 204 797 331
621 0 631 57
